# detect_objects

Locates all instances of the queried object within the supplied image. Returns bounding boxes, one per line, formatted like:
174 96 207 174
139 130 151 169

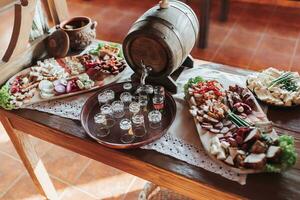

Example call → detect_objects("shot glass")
120 118 135 143
129 102 140 116
112 100 125 118
138 94 148 112
135 85 145 95
132 114 146 137
104 89 115 103
148 110 162 129
97 92 109 105
100 104 115 128
120 92 132 107
145 84 154 94
136 85 153 95
93 113 110 137
123 83 132 91
131 94 139 103
153 85 165 96
152 94 165 110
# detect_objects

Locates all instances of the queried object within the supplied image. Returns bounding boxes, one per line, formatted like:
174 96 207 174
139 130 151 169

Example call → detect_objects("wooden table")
0 61 299 200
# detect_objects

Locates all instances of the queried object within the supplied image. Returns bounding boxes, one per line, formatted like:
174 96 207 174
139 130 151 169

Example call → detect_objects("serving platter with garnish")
0 42 127 110
247 68 300 107
185 76 297 174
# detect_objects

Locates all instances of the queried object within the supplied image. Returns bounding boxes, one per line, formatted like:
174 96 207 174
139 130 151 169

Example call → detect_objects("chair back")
0 0 69 85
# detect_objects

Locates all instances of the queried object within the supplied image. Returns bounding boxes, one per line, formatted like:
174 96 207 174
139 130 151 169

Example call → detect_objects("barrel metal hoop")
172 0 199 25
136 17 186 59
169 2 198 37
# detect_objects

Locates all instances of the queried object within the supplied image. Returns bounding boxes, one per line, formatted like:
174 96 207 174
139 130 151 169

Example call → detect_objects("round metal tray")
80 82 177 149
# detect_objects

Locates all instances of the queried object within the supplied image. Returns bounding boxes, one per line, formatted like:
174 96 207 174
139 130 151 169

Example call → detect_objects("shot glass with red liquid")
152 94 164 111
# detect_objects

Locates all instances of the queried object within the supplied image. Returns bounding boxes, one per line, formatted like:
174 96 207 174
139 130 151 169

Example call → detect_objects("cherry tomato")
10 85 19 93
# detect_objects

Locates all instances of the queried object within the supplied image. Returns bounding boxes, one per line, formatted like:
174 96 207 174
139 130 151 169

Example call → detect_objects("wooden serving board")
5 40 127 109
189 86 269 174
7 67 125 108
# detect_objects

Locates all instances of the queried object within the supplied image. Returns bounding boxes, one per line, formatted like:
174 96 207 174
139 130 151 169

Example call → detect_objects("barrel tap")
140 60 152 85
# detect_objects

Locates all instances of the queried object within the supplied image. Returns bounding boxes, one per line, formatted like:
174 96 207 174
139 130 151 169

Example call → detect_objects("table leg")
199 0 211 48
0 116 58 200
219 0 229 22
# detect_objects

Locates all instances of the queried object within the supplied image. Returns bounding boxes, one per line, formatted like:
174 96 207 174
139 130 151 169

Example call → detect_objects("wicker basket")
138 182 193 200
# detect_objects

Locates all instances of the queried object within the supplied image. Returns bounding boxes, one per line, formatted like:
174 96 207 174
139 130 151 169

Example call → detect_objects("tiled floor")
1 0 300 199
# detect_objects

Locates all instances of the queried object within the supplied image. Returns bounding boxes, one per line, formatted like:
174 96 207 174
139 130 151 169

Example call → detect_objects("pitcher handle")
91 21 98 29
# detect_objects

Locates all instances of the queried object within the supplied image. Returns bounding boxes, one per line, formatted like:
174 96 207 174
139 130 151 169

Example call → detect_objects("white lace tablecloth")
26 64 250 185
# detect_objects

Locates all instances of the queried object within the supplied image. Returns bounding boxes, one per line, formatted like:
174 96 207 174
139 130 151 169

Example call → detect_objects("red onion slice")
55 84 66 94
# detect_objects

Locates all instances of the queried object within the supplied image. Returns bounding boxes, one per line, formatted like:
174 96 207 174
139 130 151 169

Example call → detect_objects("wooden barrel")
123 0 199 77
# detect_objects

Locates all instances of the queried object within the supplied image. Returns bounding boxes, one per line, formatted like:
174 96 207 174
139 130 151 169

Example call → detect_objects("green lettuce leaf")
89 42 123 59
0 84 15 110
265 135 297 173
183 76 205 96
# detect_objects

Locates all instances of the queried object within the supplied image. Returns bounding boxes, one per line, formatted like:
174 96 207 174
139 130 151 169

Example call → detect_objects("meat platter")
0 42 127 109
184 76 297 174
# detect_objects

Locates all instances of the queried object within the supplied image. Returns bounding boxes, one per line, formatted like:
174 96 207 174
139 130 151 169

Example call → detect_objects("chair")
0 0 69 85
